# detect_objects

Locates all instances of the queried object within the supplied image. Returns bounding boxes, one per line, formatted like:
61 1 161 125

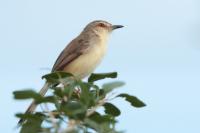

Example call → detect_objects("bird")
19 20 123 124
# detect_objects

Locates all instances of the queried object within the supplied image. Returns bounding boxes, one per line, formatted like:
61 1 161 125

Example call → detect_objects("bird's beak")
112 25 124 30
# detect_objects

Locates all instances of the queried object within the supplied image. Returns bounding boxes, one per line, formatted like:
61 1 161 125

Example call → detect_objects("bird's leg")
74 87 81 98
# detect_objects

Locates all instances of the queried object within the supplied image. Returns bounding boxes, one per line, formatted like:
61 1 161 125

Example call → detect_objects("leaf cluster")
13 72 146 133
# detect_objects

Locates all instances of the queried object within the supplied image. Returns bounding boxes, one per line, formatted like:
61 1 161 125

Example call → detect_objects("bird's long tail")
18 82 49 124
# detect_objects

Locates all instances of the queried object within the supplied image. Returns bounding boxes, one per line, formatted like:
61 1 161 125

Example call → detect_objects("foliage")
13 72 146 133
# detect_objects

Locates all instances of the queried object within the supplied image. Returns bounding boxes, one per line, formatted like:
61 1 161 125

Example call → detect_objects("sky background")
0 0 200 133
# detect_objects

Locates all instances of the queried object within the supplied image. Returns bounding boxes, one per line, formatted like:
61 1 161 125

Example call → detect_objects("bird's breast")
63 40 107 79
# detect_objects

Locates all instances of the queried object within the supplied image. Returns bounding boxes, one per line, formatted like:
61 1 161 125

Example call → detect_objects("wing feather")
52 38 89 72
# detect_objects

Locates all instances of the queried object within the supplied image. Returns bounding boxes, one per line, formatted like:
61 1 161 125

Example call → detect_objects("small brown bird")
19 20 123 123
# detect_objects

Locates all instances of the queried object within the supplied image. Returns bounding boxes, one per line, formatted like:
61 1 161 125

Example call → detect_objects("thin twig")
86 98 107 117
60 83 68 102
43 104 58 130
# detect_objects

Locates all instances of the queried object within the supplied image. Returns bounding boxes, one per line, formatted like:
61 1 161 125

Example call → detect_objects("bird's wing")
52 38 90 72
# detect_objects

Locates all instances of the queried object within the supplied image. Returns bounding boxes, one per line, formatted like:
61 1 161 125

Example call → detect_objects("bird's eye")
97 23 106 28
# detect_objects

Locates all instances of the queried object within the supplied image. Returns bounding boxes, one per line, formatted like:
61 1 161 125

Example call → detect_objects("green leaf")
13 90 55 104
79 82 95 107
102 81 125 94
36 96 56 104
79 83 90 103
52 87 63 97
117 93 146 108
84 118 120 133
20 120 43 133
52 85 75 99
103 103 121 117
86 112 118 132
42 71 73 84
60 101 86 120
63 84 76 98
88 112 116 124
88 72 117 83
17 113 46 133
16 112 45 120
84 118 101 132
13 90 42 100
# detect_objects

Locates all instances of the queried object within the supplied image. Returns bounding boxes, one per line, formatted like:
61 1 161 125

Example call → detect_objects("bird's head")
83 20 124 36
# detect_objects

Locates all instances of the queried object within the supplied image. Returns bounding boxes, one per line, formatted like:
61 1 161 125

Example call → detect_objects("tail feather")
18 82 49 124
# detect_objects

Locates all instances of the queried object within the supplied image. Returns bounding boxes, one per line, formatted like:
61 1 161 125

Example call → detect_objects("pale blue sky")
0 0 200 133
